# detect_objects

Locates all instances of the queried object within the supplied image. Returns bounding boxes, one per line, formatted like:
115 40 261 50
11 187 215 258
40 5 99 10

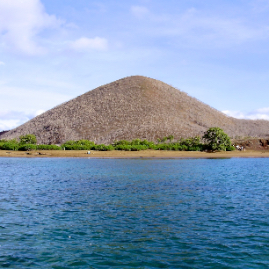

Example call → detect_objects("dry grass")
1 76 269 144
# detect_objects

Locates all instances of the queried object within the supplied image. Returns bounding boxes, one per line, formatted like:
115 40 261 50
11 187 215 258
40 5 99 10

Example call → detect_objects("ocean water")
0 157 269 268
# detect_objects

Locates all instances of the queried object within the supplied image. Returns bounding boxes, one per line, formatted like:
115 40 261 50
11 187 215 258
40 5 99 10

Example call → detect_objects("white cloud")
35 109 46 116
70 37 108 51
0 109 43 131
256 107 269 113
0 0 62 55
131 6 149 18
0 61 4 65
0 119 22 131
222 110 246 119
223 108 269 120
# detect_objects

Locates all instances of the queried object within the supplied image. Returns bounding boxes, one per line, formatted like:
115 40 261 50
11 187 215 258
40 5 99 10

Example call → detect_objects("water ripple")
0 158 269 268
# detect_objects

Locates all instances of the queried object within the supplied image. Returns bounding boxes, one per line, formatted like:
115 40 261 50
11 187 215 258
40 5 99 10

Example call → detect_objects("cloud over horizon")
0 109 46 131
223 108 269 120
0 0 62 55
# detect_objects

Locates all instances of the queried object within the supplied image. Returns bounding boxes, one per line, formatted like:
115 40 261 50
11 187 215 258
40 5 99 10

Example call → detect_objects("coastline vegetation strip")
0 128 235 152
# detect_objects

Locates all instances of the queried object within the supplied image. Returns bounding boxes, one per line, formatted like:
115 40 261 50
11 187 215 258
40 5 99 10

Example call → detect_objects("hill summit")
1 76 269 144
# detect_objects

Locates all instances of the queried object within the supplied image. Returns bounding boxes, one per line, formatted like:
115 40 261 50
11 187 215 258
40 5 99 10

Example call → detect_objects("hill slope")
1 76 269 144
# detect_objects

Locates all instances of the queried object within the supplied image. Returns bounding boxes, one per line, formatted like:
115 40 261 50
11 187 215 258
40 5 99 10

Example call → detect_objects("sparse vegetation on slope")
1 76 269 144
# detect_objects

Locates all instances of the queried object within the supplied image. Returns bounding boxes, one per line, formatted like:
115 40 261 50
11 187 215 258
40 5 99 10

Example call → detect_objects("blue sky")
1 0 269 131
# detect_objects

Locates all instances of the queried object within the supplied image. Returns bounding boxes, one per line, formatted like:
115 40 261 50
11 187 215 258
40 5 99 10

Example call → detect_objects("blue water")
0 158 269 268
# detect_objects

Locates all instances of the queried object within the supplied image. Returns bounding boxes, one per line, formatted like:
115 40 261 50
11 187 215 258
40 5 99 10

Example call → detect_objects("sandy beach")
1 149 269 158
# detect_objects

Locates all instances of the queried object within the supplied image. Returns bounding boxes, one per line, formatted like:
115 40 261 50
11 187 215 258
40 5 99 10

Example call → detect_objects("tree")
203 127 231 151
19 134 37 144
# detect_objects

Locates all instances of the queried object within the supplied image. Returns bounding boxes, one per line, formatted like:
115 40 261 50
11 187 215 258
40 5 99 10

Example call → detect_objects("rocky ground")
232 138 269 151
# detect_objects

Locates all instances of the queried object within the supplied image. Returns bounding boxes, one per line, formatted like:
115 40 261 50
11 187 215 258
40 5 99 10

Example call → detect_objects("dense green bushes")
19 134 37 144
0 140 19 150
111 137 204 151
0 137 208 152
36 145 61 150
203 127 232 151
226 145 236 151
0 135 61 151
18 144 37 151
92 144 114 151
0 140 62 151
62 140 95 150
0 129 235 152
114 144 148 151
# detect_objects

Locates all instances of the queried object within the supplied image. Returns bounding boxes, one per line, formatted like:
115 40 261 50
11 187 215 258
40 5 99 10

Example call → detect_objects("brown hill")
0 130 9 136
1 76 269 144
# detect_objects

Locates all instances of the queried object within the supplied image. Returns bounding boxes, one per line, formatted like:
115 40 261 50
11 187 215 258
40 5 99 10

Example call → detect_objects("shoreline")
1 149 269 159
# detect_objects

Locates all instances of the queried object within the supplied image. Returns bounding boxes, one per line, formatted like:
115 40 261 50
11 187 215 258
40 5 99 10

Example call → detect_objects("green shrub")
171 145 180 151
8 133 235 153
188 146 203 151
19 134 37 144
167 135 174 141
62 145 74 150
226 145 236 151
203 127 232 151
114 139 155 149
37 144 61 150
130 145 148 151
18 144 37 151
92 144 114 151
181 145 188 151
114 144 148 151
131 139 142 145
180 136 201 148
65 144 88 150
76 140 95 147
140 139 150 145
62 140 76 146
155 143 170 150
139 140 156 149
63 144 73 150
114 145 132 151
62 139 95 150
106 145 114 151
113 140 131 146
147 142 156 149
0 142 19 150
